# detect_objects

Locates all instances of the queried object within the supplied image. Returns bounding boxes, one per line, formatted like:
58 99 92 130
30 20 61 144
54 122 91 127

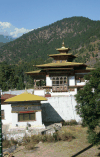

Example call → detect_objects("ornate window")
52 76 67 86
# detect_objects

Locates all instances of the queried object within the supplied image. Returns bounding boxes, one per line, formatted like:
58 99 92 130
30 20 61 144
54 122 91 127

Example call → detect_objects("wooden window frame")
18 112 36 122
52 76 67 86
1 110 4 120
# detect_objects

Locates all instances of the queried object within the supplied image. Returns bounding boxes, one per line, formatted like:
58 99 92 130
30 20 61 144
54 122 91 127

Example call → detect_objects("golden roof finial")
25 87 28 93
62 40 65 48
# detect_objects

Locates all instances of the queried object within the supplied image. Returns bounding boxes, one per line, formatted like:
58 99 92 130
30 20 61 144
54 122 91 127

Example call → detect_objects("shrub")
22 136 31 146
62 119 78 126
47 134 55 142
31 135 42 143
57 127 75 141
41 135 48 142
3 139 11 148
25 141 37 150
2 138 18 148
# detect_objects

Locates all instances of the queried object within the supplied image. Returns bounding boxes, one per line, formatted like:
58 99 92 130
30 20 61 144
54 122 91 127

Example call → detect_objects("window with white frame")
52 76 67 86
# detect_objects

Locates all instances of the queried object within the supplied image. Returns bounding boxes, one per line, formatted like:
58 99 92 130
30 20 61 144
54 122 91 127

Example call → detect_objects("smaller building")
4 91 47 129
1 94 16 125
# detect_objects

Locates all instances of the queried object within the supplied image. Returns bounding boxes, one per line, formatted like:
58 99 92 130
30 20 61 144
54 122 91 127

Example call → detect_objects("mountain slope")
0 16 100 67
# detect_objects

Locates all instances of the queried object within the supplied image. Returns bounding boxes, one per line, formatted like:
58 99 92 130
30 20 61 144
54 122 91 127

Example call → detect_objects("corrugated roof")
4 92 47 103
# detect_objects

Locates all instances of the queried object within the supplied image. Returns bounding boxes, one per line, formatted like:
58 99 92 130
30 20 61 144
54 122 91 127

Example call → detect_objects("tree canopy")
75 68 100 145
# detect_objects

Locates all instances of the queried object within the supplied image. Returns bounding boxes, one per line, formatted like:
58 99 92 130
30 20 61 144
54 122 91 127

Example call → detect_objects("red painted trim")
19 111 35 113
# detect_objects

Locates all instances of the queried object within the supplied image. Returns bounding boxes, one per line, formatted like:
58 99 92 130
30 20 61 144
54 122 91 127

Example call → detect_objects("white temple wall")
1 104 12 124
34 89 45 96
46 75 52 86
68 76 75 86
41 96 81 124
11 111 45 129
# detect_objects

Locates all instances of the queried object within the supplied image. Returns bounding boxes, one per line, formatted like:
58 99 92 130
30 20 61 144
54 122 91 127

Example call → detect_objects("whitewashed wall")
68 76 75 86
11 111 45 129
41 96 81 123
1 104 12 124
34 89 45 96
46 75 52 86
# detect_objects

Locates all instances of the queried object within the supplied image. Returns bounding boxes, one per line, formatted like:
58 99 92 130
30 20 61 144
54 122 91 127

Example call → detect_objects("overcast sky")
0 0 100 38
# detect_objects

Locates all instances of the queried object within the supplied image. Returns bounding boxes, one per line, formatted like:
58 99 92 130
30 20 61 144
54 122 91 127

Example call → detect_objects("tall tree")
75 68 100 145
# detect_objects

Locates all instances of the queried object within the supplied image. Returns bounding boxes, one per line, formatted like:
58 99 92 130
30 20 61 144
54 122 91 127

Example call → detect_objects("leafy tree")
75 68 100 145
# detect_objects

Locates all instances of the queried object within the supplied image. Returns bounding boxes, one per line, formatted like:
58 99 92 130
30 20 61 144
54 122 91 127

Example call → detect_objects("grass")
3 125 78 151
3 125 100 152
7 125 100 157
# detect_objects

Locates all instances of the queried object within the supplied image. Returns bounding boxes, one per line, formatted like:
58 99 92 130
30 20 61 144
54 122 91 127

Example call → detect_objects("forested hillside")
0 16 100 67
1 16 100 91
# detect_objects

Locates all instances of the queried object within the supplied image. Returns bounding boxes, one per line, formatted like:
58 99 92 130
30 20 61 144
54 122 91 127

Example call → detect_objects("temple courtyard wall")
41 96 81 125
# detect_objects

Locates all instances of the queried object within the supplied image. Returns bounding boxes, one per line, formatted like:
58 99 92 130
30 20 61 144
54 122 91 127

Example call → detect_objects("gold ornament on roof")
62 41 65 48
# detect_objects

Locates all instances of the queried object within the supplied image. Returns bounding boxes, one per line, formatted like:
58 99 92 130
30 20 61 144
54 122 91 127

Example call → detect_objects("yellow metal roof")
25 70 41 74
36 62 85 68
56 47 71 51
49 53 76 57
86 67 95 70
4 92 47 103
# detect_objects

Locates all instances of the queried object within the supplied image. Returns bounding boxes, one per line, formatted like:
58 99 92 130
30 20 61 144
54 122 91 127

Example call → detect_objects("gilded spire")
62 41 65 48
25 87 28 93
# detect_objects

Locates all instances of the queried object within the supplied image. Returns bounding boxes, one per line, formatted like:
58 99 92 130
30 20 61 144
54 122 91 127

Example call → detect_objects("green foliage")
0 17 100 66
75 68 100 145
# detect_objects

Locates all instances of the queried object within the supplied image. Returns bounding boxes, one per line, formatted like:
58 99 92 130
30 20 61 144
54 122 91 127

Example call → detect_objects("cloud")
0 22 11 29
10 27 34 38
0 21 34 38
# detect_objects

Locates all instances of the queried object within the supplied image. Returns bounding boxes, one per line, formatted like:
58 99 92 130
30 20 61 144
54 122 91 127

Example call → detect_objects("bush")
41 135 48 142
47 135 55 142
3 138 18 148
53 132 58 141
25 141 37 150
31 135 42 143
57 127 76 141
62 119 78 126
22 136 31 146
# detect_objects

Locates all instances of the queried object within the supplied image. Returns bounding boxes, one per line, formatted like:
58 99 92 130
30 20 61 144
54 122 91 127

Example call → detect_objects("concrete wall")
41 96 81 124
1 104 12 125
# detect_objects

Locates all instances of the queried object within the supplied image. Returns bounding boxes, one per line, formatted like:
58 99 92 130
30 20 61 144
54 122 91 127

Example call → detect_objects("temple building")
4 91 47 129
26 42 94 97
25 42 95 124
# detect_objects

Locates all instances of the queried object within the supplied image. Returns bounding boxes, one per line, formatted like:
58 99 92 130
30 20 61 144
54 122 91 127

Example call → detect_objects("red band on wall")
19 111 34 113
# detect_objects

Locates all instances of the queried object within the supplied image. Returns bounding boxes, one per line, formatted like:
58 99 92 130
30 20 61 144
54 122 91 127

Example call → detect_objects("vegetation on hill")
0 16 100 67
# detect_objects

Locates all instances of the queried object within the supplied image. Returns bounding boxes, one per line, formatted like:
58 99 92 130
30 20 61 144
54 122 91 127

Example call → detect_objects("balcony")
52 86 68 92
